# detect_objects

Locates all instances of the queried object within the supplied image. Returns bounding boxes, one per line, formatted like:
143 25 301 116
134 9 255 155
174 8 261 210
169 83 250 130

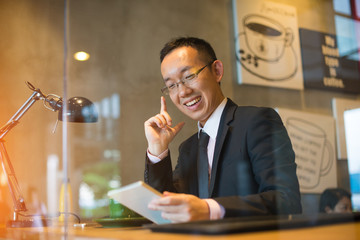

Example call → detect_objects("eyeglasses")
161 62 213 95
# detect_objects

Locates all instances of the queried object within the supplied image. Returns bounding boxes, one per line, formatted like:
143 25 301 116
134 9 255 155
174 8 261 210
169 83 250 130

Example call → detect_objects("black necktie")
198 130 210 199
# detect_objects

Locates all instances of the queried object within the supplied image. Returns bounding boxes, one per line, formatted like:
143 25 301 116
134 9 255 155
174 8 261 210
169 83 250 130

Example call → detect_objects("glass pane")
0 1 64 228
333 0 352 15
335 15 360 60
1 0 359 238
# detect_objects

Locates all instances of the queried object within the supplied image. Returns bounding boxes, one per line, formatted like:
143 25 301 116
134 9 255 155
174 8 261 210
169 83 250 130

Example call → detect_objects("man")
144 37 302 223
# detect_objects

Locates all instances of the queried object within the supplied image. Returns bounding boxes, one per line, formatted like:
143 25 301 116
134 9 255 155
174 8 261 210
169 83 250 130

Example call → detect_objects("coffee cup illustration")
243 14 293 62
286 118 333 189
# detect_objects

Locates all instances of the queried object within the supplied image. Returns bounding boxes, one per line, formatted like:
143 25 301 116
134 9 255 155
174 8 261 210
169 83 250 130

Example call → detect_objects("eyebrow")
163 66 192 82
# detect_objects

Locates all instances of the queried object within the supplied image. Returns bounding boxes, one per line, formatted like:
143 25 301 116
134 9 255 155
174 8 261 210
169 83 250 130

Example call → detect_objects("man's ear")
212 60 224 83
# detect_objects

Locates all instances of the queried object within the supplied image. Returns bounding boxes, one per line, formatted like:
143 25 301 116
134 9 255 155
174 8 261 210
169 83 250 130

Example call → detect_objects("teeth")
185 97 201 107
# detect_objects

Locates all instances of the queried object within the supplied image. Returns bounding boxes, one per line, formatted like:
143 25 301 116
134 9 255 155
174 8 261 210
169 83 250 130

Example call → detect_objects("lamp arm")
0 91 41 140
0 141 27 215
0 89 44 218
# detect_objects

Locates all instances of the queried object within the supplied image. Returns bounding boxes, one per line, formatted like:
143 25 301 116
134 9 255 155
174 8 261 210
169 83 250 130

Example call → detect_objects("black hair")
160 37 217 63
319 188 352 213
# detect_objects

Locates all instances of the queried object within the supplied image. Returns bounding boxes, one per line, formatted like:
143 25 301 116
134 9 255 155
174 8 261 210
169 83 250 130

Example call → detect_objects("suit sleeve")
144 154 177 193
215 107 302 217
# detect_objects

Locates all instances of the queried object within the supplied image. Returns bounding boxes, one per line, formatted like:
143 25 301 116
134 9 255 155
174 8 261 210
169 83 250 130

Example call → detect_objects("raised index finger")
160 96 172 126
160 96 167 114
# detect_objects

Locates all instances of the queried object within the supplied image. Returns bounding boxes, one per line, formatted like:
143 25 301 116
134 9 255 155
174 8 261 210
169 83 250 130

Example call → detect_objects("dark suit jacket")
145 99 302 217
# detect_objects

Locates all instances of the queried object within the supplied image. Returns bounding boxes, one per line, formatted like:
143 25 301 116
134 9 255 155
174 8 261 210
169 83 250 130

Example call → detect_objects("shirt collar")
198 98 227 139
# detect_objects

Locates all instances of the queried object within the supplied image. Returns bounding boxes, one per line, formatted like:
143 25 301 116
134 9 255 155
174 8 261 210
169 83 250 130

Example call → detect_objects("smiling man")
144 37 302 223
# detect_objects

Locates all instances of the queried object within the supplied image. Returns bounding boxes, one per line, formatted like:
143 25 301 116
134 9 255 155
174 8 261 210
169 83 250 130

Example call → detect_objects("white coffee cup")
243 14 293 62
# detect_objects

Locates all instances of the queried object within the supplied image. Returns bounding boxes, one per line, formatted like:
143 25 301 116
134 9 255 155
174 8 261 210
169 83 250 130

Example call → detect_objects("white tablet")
107 181 171 224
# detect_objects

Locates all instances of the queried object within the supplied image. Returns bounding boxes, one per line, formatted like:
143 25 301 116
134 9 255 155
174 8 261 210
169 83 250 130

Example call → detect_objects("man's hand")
148 192 210 223
144 96 185 156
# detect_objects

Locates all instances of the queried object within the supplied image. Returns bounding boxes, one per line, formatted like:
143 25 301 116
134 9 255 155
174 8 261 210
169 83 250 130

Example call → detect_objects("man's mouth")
184 97 201 107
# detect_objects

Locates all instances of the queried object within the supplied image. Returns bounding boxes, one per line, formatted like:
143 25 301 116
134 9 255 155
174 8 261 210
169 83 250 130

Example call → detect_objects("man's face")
160 46 224 126
332 197 352 213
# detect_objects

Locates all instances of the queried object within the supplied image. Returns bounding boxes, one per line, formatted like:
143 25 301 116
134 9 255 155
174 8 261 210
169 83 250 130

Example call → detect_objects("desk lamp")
0 81 98 227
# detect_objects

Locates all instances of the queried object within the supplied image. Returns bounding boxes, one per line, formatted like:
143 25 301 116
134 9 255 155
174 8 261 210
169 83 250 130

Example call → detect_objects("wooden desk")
0 221 359 240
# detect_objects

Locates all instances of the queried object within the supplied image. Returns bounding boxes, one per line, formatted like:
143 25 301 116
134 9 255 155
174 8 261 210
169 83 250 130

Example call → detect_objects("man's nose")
177 82 191 96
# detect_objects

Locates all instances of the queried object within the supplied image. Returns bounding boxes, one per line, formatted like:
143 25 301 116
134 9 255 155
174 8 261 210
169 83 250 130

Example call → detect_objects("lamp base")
6 218 51 228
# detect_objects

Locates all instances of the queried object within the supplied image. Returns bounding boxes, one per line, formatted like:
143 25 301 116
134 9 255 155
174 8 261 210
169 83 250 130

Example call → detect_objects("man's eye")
167 83 176 89
184 74 196 81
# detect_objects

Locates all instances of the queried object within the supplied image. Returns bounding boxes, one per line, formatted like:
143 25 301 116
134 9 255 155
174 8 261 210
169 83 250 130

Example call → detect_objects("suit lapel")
208 99 237 197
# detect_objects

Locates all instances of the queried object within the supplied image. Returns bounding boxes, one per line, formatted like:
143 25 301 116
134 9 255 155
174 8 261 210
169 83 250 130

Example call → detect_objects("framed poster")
277 108 337 193
232 0 303 90
300 28 360 93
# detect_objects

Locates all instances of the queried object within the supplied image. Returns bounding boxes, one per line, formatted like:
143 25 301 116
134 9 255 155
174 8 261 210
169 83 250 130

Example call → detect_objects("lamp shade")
58 97 98 123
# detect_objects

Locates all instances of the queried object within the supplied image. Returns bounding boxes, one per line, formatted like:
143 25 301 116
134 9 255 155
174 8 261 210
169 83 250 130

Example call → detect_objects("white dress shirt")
198 98 227 173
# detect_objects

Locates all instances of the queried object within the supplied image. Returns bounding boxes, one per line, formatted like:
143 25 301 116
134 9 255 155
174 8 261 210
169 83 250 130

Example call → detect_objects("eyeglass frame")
161 61 214 95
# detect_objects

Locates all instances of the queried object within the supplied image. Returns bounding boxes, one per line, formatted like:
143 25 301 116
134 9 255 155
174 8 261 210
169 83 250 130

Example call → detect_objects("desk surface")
0 221 360 240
